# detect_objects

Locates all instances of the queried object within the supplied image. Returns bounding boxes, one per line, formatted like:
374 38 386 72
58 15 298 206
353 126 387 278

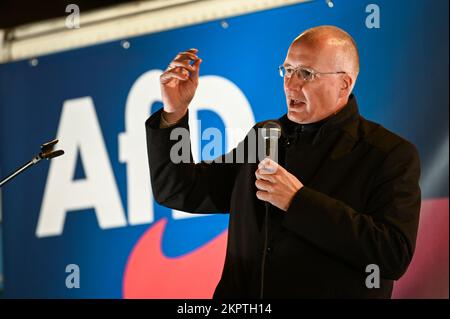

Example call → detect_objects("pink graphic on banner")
393 197 449 298
123 218 227 298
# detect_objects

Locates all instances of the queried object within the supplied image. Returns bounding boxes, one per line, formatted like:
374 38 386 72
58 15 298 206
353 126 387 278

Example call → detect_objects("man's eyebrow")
284 63 315 70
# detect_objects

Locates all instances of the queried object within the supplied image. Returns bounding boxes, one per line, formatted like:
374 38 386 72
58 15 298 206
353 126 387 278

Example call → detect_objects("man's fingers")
160 68 189 83
255 170 274 182
191 58 202 74
255 179 273 192
161 48 201 85
256 190 270 202
169 60 195 72
165 48 202 81
258 158 279 174
175 52 199 62
185 48 199 57
174 49 200 65
259 166 277 174
187 58 202 84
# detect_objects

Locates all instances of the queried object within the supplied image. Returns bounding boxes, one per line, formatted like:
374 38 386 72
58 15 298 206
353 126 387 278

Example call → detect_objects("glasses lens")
279 66 285 77
300 68 314 81
279 66 315 81
279 66 295 78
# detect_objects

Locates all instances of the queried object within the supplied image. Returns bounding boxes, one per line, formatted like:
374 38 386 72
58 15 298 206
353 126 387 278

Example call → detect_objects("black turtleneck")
284 114 329 135
281 94 359 144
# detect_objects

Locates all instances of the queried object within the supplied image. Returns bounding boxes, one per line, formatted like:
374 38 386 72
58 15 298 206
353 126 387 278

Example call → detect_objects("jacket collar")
312 94 360 145
279 94 362 158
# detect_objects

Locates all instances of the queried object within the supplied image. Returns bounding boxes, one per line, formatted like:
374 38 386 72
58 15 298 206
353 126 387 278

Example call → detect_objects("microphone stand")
0 139 64 188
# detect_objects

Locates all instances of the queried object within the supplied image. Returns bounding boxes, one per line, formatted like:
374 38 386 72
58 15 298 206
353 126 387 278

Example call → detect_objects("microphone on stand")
0 139 64 188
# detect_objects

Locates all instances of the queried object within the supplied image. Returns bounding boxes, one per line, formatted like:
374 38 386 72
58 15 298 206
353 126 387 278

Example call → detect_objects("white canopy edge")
0 0 310 64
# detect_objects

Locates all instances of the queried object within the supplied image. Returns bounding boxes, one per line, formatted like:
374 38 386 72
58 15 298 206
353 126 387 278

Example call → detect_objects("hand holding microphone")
255 121 303 211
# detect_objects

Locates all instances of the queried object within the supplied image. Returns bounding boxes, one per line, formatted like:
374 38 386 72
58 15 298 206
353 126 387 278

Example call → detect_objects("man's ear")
339 74 353 97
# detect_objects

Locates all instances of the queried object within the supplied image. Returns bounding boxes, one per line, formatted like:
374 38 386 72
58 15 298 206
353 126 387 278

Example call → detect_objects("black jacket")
145 95 421 298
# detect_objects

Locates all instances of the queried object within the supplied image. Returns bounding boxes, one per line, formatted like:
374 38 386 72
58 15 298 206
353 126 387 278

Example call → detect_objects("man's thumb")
192 58 202 78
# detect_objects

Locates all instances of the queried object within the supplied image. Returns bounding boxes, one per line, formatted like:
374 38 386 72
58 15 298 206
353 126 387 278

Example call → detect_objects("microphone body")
259 120 283 298
261 121 282 163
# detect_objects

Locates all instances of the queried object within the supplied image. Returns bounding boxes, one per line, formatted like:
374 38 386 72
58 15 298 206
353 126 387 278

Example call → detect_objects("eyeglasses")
278 64 346 82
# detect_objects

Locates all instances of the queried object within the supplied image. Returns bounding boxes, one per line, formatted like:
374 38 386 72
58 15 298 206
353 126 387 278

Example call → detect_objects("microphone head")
41 139 59 152
42 150 65 160
261 120 282 140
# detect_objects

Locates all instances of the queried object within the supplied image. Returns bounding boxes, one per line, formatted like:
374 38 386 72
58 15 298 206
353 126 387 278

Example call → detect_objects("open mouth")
289 99 305 106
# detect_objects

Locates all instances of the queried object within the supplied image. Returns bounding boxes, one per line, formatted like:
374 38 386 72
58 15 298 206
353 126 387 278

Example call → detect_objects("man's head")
283 25 359 124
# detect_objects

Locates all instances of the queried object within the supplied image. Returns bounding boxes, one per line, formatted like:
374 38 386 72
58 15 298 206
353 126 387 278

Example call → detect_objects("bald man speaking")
145 26 421 298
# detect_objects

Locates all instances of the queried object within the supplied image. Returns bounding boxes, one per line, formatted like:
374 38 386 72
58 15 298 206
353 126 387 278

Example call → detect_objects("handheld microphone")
261 120 282 163
259 120 282 299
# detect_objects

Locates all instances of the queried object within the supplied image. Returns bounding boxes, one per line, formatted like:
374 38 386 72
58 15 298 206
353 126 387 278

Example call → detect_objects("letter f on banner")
36 97 126 237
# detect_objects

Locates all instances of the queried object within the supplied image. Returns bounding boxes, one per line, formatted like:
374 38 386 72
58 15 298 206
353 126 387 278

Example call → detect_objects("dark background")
0 0 136 29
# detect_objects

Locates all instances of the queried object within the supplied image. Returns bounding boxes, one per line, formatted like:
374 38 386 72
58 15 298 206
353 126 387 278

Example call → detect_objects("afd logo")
36 70 255 237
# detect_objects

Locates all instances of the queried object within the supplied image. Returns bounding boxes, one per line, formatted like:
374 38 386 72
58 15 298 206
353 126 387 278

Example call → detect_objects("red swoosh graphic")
393 197 449 298
122 218 228 299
